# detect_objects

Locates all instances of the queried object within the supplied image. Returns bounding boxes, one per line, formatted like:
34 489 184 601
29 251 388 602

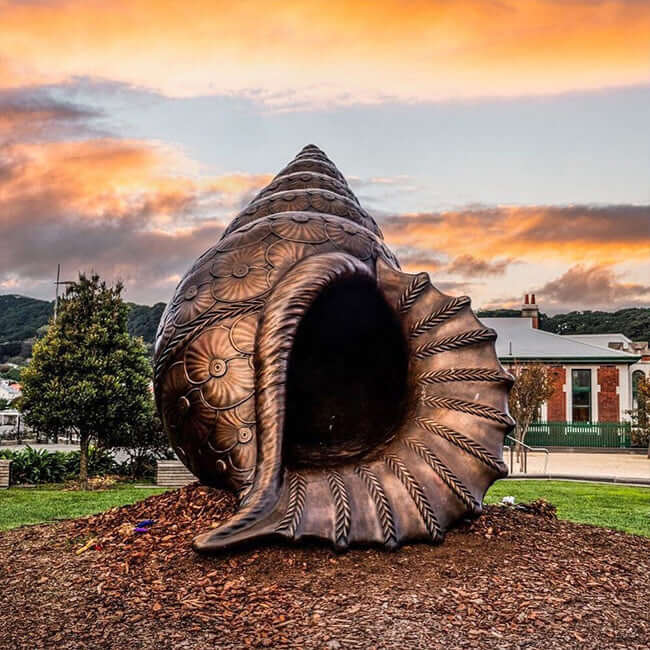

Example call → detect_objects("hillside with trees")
478 307 650 341
0 295 53 342
0 294 166 364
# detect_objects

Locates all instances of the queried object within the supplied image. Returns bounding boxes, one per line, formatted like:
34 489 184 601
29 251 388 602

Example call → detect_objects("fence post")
0 459 11 489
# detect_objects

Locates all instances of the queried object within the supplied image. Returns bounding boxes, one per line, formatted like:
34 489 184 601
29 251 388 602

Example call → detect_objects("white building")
0 380 21 403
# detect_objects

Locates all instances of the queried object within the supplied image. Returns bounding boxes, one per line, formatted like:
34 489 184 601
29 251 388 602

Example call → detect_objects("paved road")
505 451 650 480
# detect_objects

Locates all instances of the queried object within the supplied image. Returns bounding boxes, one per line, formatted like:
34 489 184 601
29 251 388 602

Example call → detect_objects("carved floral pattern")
160 361 190 434
172 282 215 326
210 247 270 302
270 213 328 243
325 219 373 260
265 239 316 284
253 171 358 205
210 405 256 481
229 313 258 355
218 219 271 249
184 326 254 409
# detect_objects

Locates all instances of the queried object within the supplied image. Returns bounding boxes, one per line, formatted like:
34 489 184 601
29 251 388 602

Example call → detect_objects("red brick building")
483 298 647 424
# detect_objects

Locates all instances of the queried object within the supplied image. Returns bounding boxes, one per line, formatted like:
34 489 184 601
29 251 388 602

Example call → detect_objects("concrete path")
505 451 650 481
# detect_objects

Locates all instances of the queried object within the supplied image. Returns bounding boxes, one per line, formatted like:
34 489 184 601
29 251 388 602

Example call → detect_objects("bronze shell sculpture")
153 145 513 553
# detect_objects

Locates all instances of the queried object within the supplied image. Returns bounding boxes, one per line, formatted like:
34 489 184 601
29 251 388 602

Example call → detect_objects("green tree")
19 274 152 489
507 363 556 469
629 374 650 458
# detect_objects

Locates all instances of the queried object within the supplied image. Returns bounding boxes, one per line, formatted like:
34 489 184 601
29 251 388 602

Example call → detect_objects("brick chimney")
521 293 539 328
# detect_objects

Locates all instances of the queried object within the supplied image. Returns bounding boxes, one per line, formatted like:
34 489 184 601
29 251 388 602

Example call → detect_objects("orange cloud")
0 136 271 300
1 1 648 104
0 139 270 225
382 204 650 265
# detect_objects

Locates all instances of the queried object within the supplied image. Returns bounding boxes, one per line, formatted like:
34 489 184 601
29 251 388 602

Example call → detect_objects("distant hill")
478 307 650 342
0 294 167 363
126 302 167 342
0 295 54 342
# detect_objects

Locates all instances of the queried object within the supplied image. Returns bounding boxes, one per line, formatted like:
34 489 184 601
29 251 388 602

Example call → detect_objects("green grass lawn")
0 483 167 531
1 480 649 537
486 480 650 537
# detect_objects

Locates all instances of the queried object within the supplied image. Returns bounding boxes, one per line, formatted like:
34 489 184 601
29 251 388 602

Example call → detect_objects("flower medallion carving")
325 219 374 260
210 247 270 302
270 213 328 243
210 400 256 494
184 325 254 409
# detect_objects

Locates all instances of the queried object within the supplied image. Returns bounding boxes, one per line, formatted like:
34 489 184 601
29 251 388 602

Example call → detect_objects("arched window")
632 370 645 409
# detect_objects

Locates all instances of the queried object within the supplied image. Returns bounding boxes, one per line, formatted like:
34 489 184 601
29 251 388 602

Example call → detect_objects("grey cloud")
446 254 513 277
0 88 103 141
534 264 650 309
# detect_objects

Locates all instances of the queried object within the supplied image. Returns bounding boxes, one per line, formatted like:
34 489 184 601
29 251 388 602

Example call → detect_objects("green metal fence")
516 421 632 448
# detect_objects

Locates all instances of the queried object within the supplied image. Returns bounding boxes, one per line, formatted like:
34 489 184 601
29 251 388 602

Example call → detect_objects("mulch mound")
1 485 648 650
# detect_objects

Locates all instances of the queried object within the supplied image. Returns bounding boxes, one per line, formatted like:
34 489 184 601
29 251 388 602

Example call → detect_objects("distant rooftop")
483 317 641 363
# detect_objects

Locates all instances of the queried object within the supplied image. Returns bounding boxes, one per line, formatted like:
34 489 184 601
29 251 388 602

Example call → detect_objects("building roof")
566 333 633 347
483 317 641 364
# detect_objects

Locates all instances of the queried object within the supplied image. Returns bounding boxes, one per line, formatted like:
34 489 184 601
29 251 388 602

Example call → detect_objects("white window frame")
565 365 599 423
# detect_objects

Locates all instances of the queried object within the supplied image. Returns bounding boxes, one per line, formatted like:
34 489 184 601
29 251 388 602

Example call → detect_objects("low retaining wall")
156 460 197 488
0 459 10 488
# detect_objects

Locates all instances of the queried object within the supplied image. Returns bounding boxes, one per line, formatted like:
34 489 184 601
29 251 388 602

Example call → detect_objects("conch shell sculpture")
153 145 513 553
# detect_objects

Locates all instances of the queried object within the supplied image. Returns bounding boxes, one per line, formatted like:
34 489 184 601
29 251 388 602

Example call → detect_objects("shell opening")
284 273 409 468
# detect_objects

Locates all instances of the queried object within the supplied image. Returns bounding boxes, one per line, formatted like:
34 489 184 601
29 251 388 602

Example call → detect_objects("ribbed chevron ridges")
276 472 307 536
409 296 471 338
327 471 351 549
396 273 430 313
403 438 481 514
355 464 398 548
421 393 512 426
414 328 497 360
415 417 507 475
417 368 509 385
384 455 442 541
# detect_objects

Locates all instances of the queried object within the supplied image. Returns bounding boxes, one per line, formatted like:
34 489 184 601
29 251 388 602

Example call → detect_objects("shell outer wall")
153 145 512 553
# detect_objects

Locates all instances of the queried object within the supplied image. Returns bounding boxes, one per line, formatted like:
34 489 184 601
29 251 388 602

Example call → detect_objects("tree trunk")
514 425 520 462
517 417 532 472
79 433 90 490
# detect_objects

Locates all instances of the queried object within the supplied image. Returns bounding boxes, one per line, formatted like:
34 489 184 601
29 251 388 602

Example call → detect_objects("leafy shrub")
0 446 121 485
106 413 173 479
0 366 22 382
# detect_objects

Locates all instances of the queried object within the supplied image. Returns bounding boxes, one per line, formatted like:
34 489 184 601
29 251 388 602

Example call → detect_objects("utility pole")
54 264 60 321
53 264 74 321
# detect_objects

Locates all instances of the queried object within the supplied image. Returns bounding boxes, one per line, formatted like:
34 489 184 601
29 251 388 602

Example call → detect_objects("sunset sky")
1 0 649 312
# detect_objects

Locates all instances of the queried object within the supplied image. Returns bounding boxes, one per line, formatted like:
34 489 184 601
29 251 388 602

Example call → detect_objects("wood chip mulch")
1 484 648 649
